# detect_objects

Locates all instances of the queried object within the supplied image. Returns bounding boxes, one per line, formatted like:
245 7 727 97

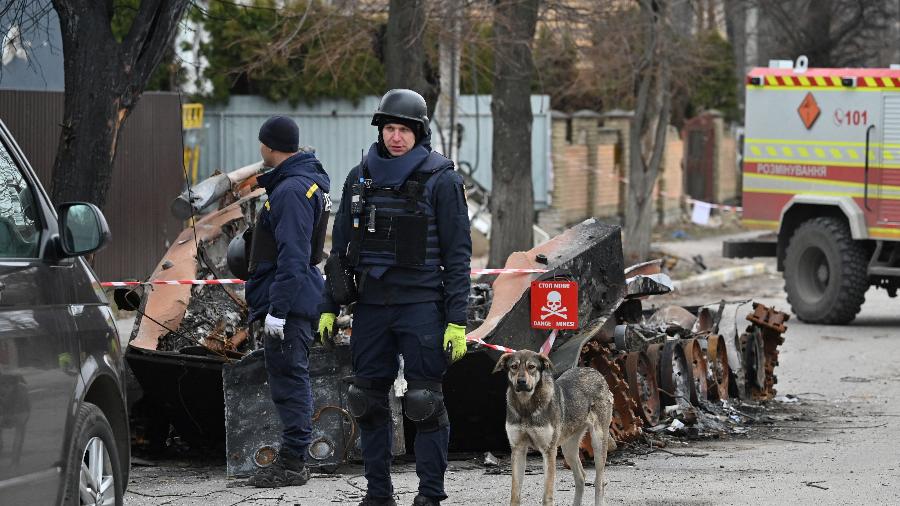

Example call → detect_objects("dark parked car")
0 120 129 505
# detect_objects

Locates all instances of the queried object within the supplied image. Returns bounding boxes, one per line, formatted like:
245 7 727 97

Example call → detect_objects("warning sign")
530 280 579 330
797 92 820 130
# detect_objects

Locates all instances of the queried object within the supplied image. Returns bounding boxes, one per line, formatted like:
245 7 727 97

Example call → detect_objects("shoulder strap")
401 168 446 212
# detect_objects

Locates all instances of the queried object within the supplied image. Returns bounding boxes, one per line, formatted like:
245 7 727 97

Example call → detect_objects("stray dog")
494 350 613 506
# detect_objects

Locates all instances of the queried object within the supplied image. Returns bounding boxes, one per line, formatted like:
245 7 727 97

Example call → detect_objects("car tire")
784 217 868 324
63 402 124 506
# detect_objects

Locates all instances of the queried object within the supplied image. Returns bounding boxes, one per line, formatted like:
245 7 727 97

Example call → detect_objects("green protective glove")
443 323 467 364
318 312 336 344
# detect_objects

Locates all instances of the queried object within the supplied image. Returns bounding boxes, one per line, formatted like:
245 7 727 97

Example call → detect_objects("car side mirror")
58 202 110 257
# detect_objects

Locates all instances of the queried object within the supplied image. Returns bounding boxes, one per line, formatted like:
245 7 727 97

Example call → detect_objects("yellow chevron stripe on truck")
745 138 900 169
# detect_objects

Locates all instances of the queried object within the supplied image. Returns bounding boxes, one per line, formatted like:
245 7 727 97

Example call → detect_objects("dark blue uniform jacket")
320 143 472 325
246 151 330 323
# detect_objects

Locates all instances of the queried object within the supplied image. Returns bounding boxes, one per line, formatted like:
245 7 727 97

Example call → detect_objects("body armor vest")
248 184 331 273
348 153 451 270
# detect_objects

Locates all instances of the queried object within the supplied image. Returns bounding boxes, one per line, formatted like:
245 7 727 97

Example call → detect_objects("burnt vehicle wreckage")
122 166 790 476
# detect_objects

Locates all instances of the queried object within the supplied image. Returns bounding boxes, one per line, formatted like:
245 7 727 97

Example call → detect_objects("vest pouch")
325 254 358 305
248 220 277 274
393 215 428 266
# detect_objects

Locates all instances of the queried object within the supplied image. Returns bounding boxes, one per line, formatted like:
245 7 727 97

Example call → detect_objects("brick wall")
546 110 685 229
553 143 591 224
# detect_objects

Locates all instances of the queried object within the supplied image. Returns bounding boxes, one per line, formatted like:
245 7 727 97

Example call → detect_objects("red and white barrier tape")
539 329 558 355
100 279 245 287
466 336 516 354
100 268 548 287
467 328 557 355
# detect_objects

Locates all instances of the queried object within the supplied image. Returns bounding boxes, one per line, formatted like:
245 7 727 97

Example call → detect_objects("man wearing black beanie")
245 115 331 488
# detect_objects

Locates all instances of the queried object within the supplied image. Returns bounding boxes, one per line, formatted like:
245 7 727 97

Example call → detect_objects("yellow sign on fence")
182 103 204 130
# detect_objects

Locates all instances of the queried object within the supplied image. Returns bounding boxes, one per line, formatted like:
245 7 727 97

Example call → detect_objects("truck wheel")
63 402 124 506
784 217 868 324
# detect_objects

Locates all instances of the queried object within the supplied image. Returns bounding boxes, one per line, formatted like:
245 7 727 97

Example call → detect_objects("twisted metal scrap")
745 302 789 400
580 340 643 443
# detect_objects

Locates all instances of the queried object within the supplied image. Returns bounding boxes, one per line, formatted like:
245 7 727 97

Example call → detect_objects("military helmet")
371 89 429 133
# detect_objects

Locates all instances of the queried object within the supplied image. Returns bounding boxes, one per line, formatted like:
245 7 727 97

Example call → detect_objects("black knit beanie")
258 116 299 153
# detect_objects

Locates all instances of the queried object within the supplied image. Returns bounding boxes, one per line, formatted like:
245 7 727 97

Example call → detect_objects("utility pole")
436 0 461 163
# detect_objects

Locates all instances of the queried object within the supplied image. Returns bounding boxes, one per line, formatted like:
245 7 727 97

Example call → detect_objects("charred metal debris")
122 168 789 472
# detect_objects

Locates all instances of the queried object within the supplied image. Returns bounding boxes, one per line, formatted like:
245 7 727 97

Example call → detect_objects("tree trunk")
723 0 747 116
384 0 439 119
50 0 190 208
436 0 461 161
623 0 672 264
488 0 540 268
623 167 656 265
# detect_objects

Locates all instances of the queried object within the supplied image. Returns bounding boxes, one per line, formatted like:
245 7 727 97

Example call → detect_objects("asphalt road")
125 270 900 505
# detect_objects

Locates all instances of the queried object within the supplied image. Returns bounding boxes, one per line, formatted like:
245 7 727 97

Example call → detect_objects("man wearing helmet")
318 89 472 506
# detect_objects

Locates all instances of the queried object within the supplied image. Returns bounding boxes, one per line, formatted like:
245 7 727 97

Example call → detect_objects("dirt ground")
123 267 900 505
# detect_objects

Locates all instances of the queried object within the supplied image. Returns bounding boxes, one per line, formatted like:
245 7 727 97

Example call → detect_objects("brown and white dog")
494 349 614 506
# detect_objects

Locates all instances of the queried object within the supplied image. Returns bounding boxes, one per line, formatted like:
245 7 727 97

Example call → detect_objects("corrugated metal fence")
0 90 184 282
201 95 552 207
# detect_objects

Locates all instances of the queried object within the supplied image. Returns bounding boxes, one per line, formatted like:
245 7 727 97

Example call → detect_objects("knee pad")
347 383 390 429
403 385 449 433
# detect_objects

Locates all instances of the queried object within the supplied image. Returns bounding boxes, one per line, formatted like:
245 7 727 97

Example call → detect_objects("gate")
683 114 716 202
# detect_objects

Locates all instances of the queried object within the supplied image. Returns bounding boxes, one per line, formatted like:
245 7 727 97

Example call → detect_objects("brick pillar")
542 110 571 233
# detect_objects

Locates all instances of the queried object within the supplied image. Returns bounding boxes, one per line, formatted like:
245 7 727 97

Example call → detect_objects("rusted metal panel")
0 90 184 282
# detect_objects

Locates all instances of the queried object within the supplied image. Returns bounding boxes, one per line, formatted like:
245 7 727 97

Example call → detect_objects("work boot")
412 495 441 506
247 453 309 488
357 494 397 506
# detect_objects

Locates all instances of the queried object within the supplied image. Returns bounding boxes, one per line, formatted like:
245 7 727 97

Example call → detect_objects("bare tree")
43 0 191 207
383 0 439 118
723 0 749 114
754 0 890 67
488 0 540 268
621 0 672 263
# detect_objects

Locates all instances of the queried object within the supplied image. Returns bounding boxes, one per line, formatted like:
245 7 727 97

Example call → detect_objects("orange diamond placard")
797 92 820 130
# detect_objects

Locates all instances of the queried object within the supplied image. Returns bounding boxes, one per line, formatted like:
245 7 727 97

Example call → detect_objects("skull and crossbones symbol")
540 291 568 320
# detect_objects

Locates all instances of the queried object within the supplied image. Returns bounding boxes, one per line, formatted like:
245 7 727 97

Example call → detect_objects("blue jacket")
321 143 472 325
246 151 330 323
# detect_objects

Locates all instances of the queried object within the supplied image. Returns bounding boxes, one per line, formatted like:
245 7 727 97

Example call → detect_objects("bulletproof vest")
348 153 451 270
248 182 331 273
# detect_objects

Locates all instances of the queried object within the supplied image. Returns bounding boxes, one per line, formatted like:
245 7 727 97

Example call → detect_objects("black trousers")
352 301 450 501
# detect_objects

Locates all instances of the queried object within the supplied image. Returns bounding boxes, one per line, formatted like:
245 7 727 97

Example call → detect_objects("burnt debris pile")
123 169 789 467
